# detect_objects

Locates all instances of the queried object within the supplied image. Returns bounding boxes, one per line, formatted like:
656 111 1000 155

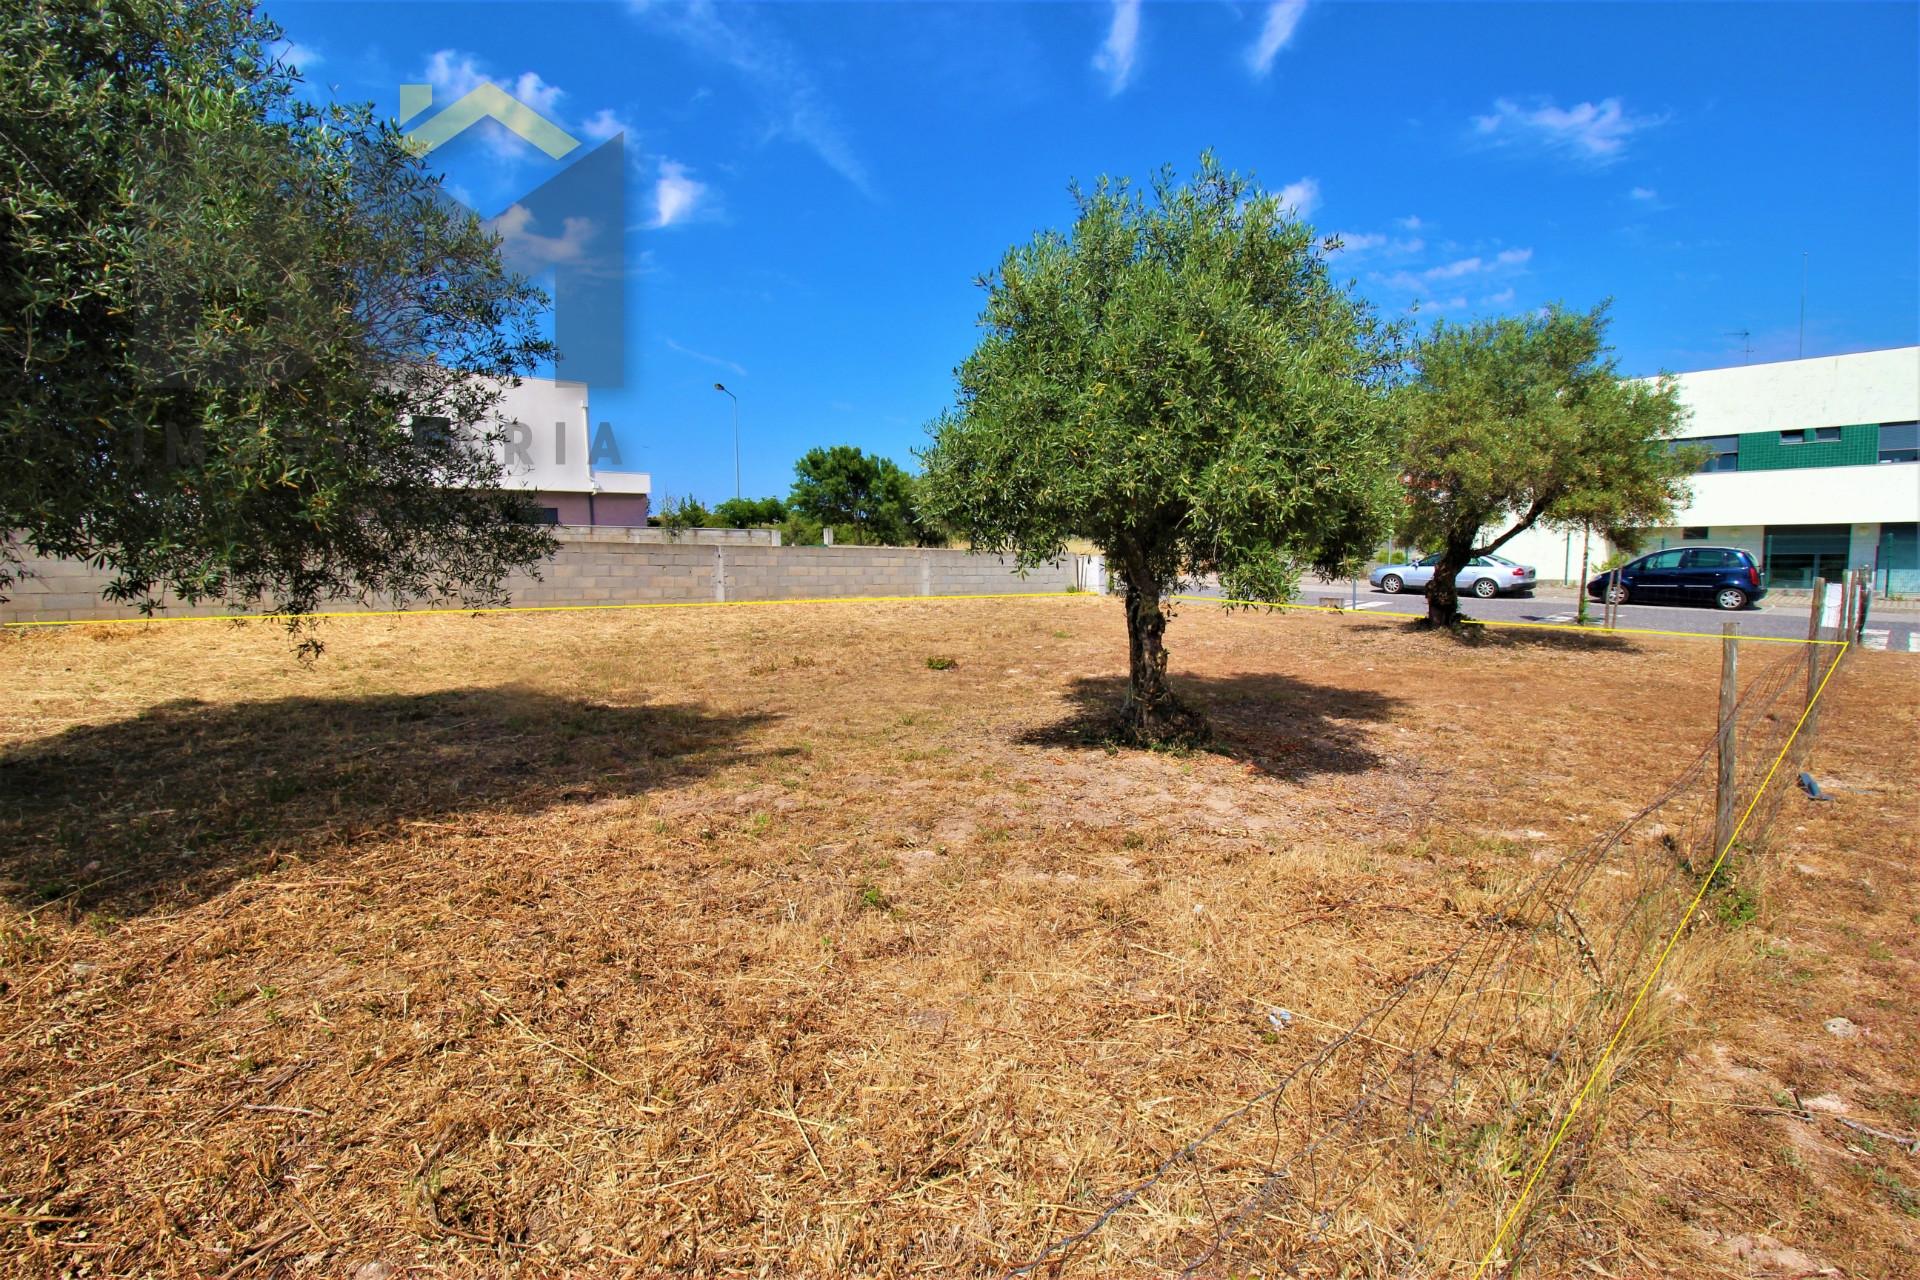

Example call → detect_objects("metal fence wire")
998 635 1844 1279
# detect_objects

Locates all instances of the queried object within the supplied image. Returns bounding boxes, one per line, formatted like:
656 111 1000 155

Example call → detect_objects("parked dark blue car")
1587 546 1766 610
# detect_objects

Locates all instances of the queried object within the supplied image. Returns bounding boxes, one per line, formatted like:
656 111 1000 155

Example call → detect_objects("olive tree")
1396 305 1695 629
920 156 1402 744
1 0 555 628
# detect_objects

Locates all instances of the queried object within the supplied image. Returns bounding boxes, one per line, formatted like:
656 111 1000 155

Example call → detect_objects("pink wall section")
532 491 651 527
592 493 652 526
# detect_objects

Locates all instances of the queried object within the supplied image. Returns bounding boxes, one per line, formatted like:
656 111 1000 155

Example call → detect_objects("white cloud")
1471 96 1662 162
650 159 708 229
1481 287 1516 306
665 337 746 377
580 108 633 142
1093 0 1142 95
632 0 873 197
1329 229 1422 259
267 39 323 71
1276 176 1320 217
412 51 574 164
509 71 564 117
1376 247 1531 293
1326 231 1386 257
1396 215 1423 230
1425 255 1488 281
487 205 595 269
1246 1 1308 76
421 50 565 117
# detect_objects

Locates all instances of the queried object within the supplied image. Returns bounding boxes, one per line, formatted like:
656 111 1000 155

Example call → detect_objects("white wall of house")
487 377 650 499
1661 346 1918 436
1665 462 1916 527
1483 524 1615 583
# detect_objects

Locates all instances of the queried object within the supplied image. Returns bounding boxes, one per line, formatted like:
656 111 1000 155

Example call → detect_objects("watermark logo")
400 80 628 388
399 83 581 159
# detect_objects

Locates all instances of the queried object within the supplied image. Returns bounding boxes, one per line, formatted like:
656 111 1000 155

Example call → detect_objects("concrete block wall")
555 525 780 546
2 538 1084 623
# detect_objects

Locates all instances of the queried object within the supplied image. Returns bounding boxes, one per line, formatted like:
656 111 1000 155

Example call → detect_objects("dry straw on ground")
1 598 1914 1277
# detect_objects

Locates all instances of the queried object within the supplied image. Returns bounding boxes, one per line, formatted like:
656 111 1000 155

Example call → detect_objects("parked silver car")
1369 552 1538 598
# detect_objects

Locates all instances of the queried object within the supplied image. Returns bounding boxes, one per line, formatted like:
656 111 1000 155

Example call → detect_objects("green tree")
653 494 713 533
713 495 787 528
1 0 555 628
1395 304 1695 629
788 445 934 546
920 156 1402 744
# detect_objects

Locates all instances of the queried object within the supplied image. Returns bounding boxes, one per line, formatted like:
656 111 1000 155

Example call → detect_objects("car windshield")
1485 553 1517 566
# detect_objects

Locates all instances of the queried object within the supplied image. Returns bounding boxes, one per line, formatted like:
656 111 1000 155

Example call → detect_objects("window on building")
1680 526 1710 540
533 506 561 525
1879 421 1919 464
1680 435 1739 472
1780 426 1841 445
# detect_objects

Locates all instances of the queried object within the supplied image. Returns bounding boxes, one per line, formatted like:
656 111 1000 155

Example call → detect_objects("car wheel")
1715 587 1748 611
1472 578 1498 599
1380 574 1403 594
1605 584 1629 605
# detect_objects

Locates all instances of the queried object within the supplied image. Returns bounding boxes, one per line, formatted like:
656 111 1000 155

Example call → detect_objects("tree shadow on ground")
0 689 782 917
1019 672 1402 781
1345 621 1637 653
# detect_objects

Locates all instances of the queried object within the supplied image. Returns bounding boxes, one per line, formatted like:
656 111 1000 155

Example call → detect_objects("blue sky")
271 0 1919 505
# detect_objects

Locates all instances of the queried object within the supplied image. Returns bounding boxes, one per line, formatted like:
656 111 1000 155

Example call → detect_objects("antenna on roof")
1726 329 1753 364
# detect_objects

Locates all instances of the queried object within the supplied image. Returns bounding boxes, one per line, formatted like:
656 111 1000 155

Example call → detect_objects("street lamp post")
713 383 740 500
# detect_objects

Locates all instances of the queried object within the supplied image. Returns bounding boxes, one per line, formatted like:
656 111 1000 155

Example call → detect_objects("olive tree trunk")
1119 571 1208 745
1423 543 1471 629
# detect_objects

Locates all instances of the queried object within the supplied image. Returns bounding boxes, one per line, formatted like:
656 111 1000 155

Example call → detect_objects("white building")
1494 346 1919 591
482 378 652 526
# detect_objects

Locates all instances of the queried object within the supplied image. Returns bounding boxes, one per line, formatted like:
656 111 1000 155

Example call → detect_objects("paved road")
1182 582 1920 653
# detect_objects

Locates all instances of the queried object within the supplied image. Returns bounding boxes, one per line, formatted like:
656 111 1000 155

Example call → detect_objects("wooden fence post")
1804 576 1826 737
1715 621 1738 859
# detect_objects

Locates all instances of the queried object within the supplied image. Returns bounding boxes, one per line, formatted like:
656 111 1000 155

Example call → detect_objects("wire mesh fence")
999 630 1848 1279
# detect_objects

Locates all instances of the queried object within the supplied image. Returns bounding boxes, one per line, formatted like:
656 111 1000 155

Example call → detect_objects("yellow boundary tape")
3 588 1847 650
1174 594 1847 647
1179 590 1856 1269
0 591 1092 630
1465 638 1850 1276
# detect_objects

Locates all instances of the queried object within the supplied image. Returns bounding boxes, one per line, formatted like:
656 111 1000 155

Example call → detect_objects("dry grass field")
1 597 1914 1278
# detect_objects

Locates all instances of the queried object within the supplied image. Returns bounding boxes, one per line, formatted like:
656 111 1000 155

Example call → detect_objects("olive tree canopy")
1395 304 1695 628
1 0 556 632
920 156 1402 743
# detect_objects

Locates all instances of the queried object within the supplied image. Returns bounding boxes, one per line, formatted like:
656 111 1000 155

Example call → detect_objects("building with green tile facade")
1634 347 1919 593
